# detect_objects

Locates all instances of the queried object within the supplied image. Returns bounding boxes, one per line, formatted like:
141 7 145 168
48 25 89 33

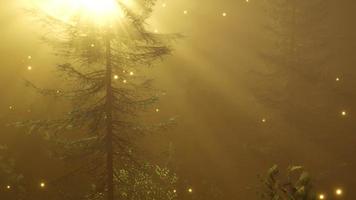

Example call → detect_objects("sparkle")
155 108 160 112
336 77 340 82
341 111 347 116
56 90 61 94
90 43 95 47
6 185 11 189
9 106 14 110
129 71 134 76
222 12 227 17
336 188 343 196
183 10 188 15
40 182 46 188
319 194 325 200
28 56 32 59
173 189 177 193
262 118 267 123
123 79 127 83
27 66 32 70
114 75 119 80
188 188 193 193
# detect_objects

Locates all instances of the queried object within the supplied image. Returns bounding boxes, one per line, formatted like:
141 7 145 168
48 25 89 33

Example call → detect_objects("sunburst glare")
38 0 132 25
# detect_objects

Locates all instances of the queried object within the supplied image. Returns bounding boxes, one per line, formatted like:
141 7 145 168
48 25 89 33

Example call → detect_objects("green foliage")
84 163 177 200
259 165 317 200
115 163 177 200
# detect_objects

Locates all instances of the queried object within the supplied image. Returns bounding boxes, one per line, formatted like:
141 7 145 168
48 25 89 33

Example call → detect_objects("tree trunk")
105 35 114 200
291 0 297 67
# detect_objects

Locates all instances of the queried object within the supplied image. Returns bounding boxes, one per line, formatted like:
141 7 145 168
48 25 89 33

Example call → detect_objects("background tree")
251 0 335 126
0 145 25 199
17 1 179 199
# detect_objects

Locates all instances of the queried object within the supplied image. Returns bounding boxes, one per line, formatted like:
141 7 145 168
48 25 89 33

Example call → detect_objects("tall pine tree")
18 1 179 199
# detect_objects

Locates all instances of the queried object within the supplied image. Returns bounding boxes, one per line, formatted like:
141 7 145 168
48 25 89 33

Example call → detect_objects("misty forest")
1 0 356 200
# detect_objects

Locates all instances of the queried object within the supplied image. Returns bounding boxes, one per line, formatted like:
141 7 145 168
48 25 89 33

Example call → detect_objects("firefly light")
341 111 347 116
336 188 343 196
319 194 325 200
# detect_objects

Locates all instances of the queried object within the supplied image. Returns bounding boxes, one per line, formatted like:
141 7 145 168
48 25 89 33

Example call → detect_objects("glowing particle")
183 10 188 15
173 189 177 193
90 44 95 47
56 90 61 94
27 66 32 70
114 75 119 80
336 77 340 82
262 118 267 123
154 29 159 33
28 56 32 59
222 12 227 17
336 188 343 196
6 185 11 189
188 188 193 193
9 106 14 110
341 111 347 116
129 71 134 76
155 108 160 112
123 79 127 83
319 194 325 199
246 0 249 2
40 182 46 188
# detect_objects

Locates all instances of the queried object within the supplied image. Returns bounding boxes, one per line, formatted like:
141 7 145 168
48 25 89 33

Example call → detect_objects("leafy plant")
259 165 317 200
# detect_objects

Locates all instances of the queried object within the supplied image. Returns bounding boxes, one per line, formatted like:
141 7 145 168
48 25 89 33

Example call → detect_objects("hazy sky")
1 0 356 199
